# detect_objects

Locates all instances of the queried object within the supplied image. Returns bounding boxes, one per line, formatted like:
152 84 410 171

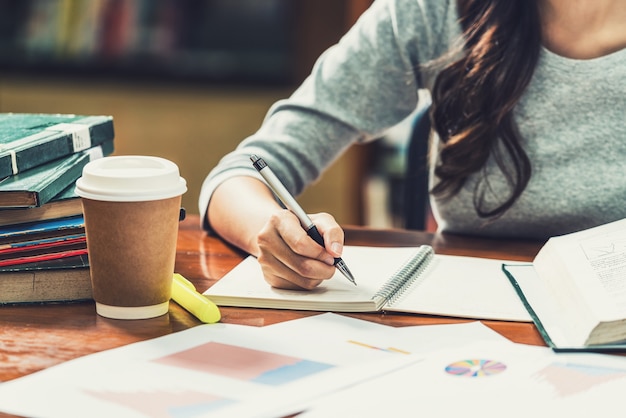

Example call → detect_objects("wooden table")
0 215 546 386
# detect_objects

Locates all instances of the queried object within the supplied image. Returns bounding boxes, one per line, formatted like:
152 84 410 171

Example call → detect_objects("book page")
536 218 626 321
504 264 588 347
578 229 626 309
389 254 531 322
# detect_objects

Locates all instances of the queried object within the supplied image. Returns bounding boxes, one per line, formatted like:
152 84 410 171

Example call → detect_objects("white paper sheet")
299 340 626 418
264 312 512 355
0 321 420 418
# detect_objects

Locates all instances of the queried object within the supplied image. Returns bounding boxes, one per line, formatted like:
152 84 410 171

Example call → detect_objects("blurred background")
0 0 422 229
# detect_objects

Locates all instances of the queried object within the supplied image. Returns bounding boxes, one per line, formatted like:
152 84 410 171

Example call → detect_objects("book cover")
0 139 113 208
0 183 82 227
0 113 114 179
0 215 84 246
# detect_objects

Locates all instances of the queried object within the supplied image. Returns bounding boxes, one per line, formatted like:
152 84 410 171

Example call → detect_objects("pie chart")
444 359 507 377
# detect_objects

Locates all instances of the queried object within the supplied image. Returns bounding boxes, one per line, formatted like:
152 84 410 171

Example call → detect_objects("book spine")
35 153 92 207
2 116 114 177
40 136 116 206
0 140 112 209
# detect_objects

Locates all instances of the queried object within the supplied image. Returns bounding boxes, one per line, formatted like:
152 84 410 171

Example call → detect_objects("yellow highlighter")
171 273 221 323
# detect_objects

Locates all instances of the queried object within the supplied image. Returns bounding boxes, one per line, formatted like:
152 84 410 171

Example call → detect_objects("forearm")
206 176 282 257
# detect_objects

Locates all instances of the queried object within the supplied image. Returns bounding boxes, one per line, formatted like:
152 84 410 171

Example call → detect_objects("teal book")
0 139 114 208
0 113 114 179
0 183 82 227
0 183 83 226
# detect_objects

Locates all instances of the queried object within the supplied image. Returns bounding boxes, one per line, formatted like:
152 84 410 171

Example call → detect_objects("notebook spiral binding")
372 245 435 305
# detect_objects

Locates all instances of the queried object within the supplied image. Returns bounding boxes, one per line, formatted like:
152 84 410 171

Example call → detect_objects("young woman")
200 0 626 290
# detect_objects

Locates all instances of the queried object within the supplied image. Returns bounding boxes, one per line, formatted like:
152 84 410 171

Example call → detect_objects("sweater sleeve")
198 0 459 230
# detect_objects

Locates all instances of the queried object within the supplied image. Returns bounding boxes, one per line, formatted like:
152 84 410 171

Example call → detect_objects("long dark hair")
430 0 542 218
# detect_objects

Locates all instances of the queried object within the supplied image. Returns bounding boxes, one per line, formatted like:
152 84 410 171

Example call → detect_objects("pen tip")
336 260 357 286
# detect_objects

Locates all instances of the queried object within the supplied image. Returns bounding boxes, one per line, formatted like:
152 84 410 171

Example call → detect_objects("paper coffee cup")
75 155 187 320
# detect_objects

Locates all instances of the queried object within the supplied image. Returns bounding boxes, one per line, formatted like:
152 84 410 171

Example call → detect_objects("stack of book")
0 113 115 304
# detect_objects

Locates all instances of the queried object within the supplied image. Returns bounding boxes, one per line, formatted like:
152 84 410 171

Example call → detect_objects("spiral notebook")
205 245 532 322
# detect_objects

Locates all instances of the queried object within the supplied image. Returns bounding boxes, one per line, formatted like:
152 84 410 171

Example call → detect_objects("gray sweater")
200 0 626 239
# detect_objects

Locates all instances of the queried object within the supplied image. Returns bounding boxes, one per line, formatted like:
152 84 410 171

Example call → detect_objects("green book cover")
0 139 114 208
0 113 114 179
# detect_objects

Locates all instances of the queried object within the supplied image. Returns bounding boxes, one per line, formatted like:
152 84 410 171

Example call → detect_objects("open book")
204 245 531 322
503 218 626 351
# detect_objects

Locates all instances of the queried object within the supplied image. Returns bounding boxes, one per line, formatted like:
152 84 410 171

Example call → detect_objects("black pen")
250 154 357 286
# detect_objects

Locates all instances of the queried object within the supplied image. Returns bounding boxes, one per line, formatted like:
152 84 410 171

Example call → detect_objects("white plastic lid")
75 155 187 202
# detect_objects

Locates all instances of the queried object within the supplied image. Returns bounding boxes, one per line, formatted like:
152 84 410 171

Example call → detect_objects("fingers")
256 209 341 290
309 212 345 258
257 251 325 290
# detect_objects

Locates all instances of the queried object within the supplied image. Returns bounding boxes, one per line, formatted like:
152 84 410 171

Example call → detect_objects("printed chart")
154 341 334 385
444 359 507 377
347 340 411 355
85 389 234 418
533 361 626 397
81 341 337 417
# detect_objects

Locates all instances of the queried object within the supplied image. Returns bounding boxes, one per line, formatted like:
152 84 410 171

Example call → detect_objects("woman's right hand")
256 210 345 290
208 176 346 290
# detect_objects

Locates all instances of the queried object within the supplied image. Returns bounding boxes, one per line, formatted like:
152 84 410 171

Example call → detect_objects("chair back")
403 104 431 230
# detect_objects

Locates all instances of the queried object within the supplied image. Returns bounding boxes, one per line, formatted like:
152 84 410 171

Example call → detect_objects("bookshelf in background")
0 0 372 87
0 0 376 226
0 0 293 86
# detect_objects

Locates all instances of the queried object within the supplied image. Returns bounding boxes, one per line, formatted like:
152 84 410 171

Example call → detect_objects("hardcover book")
0 215 85 246
0 113 114 179
0 139 113 208
0 183 82 227
0 233 87 267
503 217 626 351
0 254 92 304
